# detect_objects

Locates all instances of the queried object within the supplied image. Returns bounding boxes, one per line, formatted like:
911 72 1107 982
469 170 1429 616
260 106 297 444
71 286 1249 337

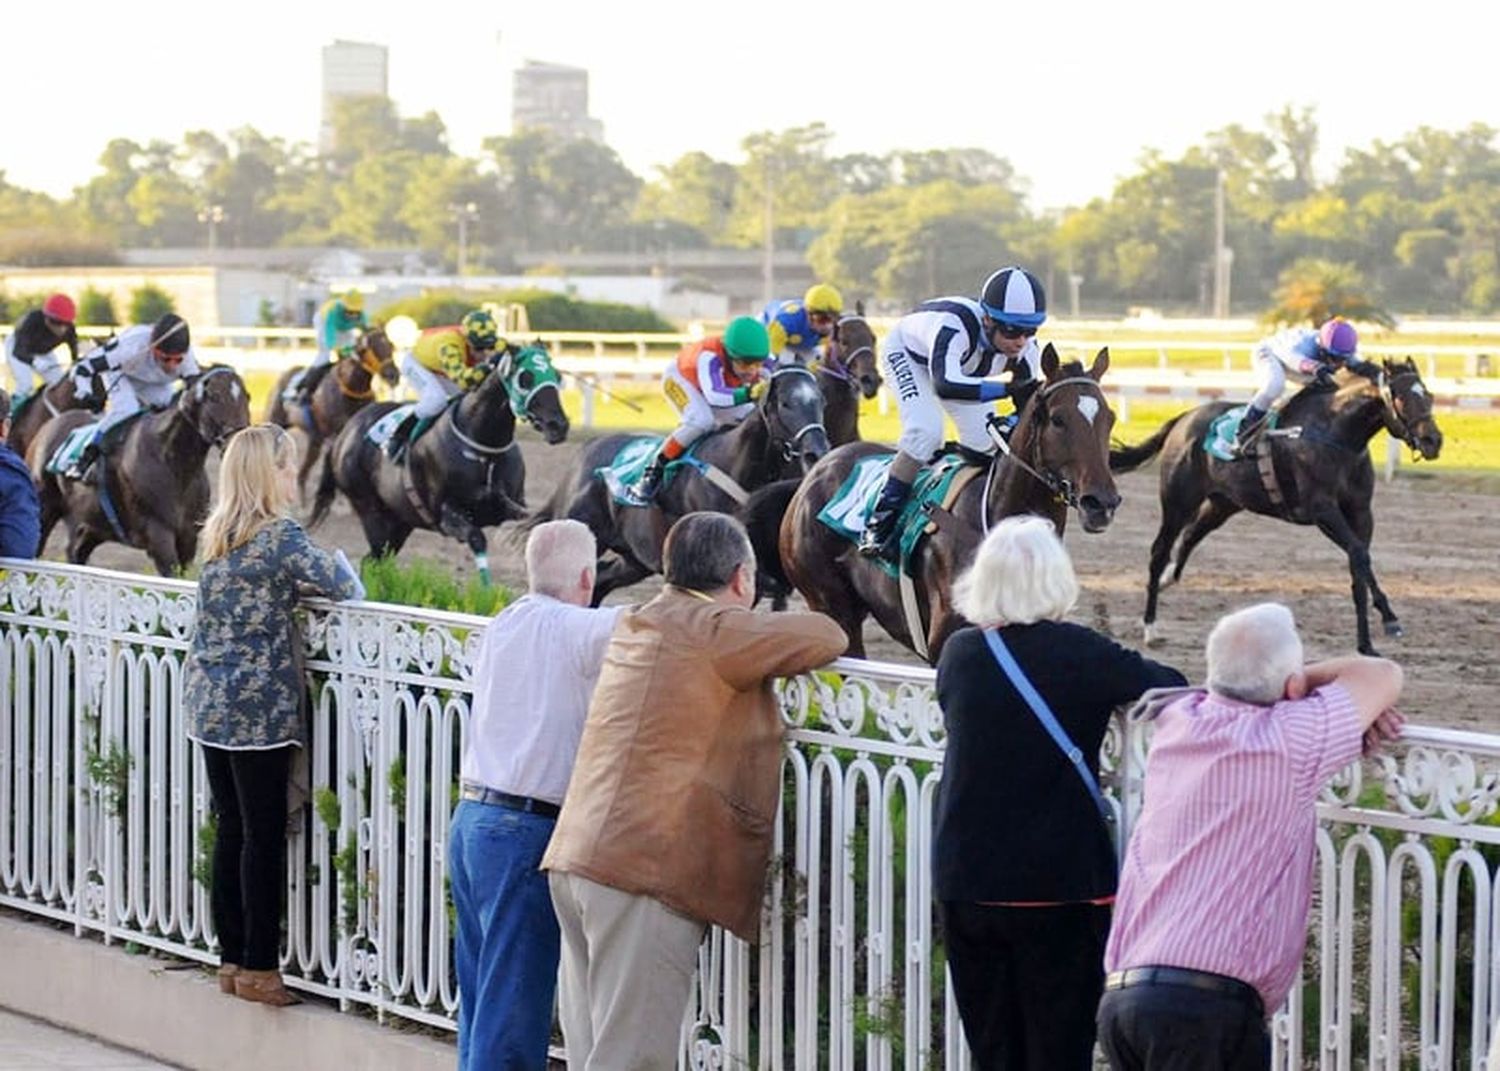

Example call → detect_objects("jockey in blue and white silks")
1238 318 1383 452
760 283 842 363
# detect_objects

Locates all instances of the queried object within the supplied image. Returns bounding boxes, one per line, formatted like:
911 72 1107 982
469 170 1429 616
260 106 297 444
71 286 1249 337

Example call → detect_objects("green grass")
358 555 514 616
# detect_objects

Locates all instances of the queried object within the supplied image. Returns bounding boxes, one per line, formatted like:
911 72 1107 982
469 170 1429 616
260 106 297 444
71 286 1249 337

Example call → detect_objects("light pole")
197 204 225 253
449 201 480 275
761 159 776 305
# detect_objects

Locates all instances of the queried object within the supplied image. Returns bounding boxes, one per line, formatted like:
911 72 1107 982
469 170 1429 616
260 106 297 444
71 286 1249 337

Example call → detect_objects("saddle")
44 410 150 477
597 432 748 508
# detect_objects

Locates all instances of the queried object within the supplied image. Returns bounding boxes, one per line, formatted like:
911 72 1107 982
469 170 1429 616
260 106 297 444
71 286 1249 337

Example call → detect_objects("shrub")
129 284 176 324
373 288 673 333
358 555 513 616
77 287 118 327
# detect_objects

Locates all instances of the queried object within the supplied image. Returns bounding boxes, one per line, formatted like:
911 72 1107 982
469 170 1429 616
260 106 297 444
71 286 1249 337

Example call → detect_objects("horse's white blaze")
1077 395 1100 424
1411 383 1427 397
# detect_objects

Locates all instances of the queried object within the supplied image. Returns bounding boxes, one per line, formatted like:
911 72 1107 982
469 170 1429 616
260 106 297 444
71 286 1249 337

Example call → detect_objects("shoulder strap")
982 628 1110 820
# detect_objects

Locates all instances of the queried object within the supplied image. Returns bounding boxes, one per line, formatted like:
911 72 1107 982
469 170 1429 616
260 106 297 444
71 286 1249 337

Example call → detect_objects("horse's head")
827 311 882 399
179 366 251 448
497 342 569 444
762 365 829 473
1380 357 1443 460
1011 344 1120 532
358 326 401 387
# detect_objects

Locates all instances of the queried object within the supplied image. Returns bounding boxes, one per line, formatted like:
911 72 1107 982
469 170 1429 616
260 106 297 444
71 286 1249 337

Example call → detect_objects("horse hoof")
1160 575 1178 591
1384 621 1404 638
1143 622 1162 647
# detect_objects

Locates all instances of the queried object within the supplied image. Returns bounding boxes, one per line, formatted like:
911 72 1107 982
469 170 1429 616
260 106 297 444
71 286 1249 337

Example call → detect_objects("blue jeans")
449 799 559 1071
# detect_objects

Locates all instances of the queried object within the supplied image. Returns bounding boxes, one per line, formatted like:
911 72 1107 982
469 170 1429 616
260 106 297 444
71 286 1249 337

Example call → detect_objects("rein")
1379 371 1421 451
820 316 874 382
182 367 240 448
982 375 1105 525
761 366 827 463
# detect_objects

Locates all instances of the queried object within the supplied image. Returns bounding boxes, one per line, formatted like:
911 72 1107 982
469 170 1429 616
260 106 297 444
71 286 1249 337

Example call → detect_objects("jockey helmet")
1318 318 1358 358
461 309 500 352
150 314 191 355
803 283 843 316
42 293 77 324
722 316 771 361
341 290 365 312
979 266 1047 329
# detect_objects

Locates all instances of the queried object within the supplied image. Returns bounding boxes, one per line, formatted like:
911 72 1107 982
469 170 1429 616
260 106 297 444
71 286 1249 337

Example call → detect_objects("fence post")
581 379 596 429
1385 435 1401 482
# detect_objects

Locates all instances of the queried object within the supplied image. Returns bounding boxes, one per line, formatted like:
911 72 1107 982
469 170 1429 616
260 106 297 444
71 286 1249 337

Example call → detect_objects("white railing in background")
3 560 1500 1068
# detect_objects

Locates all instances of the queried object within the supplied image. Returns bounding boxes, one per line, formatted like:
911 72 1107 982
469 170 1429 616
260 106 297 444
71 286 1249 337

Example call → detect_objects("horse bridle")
336 333 391 400
981 375 1107 527
181 367 241 448
819 316 874 382
494 347 561 427
760 366 827 464
1378 369 1423 451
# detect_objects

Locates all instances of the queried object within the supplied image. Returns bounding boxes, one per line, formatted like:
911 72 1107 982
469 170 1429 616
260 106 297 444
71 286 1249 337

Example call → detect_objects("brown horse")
1109 358 1443 655
816 311 882 445
760 346 1118 662
265 326 398 497
7 374 93 459
30 367 252 574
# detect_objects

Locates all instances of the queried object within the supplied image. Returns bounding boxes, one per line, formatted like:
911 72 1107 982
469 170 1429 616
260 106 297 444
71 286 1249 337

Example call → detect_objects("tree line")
3 98 1498 317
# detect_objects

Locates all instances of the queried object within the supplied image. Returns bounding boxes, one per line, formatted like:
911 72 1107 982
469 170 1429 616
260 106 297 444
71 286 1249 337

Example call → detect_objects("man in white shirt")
448 519 621 1071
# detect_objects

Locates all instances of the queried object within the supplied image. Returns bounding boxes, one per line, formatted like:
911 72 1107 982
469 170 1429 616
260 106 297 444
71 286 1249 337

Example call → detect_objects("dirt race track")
55 427 1500 733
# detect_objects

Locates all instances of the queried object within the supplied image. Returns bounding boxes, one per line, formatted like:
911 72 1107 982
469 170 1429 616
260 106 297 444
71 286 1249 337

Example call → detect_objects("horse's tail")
741 478 800 605
308 447 339 531
1110 412 1189 473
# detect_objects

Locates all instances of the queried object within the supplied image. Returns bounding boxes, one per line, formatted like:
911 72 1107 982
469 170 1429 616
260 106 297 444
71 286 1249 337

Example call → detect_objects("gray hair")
525 519 597 597
0 388 9 422
952 515 1078 625
1206 602 1304 705
663 512 754 593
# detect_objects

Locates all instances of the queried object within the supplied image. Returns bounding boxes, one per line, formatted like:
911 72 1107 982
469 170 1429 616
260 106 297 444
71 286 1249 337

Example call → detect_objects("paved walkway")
0 1009 175 1070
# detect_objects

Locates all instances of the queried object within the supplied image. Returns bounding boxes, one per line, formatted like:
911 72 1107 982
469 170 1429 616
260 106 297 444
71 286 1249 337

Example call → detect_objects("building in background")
511 60 604 143
320 40 390 153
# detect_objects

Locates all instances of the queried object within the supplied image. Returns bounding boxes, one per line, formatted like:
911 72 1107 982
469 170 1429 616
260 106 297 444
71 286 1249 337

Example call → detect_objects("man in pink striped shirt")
1098 602 1404 1070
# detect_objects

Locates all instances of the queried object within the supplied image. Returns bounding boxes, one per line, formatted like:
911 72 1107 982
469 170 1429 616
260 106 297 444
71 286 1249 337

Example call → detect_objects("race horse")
30 366 252 575
309 344 570 581
758 345 1119 662
264 325 399 498
531 364 831 604
1109 357 1443 655
815 309 882 446
7 374 93 459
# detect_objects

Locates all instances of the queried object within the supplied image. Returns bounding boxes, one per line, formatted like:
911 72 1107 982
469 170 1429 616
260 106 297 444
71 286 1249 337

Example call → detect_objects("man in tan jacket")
543 511 847 1070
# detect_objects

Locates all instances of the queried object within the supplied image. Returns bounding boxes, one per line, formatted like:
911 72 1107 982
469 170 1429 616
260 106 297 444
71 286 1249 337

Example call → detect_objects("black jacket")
933 620 1185 903
9 309 78 364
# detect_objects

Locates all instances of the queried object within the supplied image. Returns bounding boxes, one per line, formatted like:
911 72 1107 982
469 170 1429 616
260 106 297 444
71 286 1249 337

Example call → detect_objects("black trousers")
202 744 291 971
939 901 1111 1071
1097 981 1269 1070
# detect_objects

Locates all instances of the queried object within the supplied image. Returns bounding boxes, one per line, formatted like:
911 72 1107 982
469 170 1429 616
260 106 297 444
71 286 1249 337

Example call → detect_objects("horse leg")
143 524 183 578
591 553 652 607
1169 496 1241 584
437 502 492 582
297 433 323 505
1311 507 1380 656
66 526 107 567
1142 464 1206 646
356 508 411 560
1349 503 1402 640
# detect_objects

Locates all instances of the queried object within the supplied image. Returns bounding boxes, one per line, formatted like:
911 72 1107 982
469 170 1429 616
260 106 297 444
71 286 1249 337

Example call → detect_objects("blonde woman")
933 516 1183 1071
183 425 363 1007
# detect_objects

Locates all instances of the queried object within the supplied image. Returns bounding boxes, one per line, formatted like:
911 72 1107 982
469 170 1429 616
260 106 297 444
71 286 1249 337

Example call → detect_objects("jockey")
1236 317 1383 453
761 283 843 363
5 293 79 414
630 316 775 502
858 265 1047 562
67 314 201 480
385 308 501 463
293 290 369 405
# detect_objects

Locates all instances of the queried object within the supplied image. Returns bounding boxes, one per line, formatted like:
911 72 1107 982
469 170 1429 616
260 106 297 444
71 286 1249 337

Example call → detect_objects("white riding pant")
5 337 65 399
662 366 752 452
400 353 460 419
882 346 992 462
98 375 177 435
309 309 358 369
1248 351 1303 412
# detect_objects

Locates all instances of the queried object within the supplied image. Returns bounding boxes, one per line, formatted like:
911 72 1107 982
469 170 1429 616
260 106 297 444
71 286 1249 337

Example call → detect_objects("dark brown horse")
265 326 399 497
760 345 1118 662
530 365 830 604
30 367 252 574
1109 357 1442 655
309 344 569 582
7 374 93 459
816 311 882 445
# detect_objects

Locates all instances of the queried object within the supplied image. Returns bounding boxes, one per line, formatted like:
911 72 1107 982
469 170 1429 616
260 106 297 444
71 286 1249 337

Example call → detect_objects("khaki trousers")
548 871 707 1070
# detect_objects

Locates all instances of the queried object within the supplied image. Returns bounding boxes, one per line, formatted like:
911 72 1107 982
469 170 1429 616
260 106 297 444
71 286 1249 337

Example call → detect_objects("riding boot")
631 456 667 502
384 413 418 462
858 476 913 562
1234 405 1268 456
70 440 102 482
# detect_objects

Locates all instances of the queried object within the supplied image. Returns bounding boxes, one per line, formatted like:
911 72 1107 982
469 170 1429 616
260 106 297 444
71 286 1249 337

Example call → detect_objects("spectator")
182 425 364 1007
0 388 41 559
933 516 1186 1071
449 519 622 1071
542 512 846 1069
1098 602 1404 1071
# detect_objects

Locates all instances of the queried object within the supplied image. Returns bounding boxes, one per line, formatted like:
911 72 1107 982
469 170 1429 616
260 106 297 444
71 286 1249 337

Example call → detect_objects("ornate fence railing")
2 560 1497 1068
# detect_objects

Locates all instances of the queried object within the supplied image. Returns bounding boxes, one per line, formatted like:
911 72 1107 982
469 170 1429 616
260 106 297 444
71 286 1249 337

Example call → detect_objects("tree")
129 284 176 323
1265 258 1392 327
727 125 841 248
634 151 738 243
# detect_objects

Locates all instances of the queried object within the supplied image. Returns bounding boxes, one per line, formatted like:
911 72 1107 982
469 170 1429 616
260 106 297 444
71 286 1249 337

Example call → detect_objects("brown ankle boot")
217 963 241 994
233 969 301 1007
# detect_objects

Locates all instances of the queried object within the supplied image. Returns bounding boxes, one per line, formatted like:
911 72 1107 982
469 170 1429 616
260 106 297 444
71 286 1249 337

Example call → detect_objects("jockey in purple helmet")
1236 318 1383 454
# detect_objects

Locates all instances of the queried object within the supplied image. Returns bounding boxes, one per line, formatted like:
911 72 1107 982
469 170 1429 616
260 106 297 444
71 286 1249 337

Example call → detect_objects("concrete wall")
0 267 303 328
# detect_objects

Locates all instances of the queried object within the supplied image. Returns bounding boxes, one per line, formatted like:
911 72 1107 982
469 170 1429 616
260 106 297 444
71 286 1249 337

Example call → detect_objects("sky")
5 0 1496 213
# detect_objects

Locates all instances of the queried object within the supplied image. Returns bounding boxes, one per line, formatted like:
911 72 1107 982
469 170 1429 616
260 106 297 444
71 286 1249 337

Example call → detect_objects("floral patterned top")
184 518 362 749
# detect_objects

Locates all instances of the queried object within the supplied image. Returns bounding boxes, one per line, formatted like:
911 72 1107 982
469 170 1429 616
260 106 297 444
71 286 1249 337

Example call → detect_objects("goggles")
993 322 1037 340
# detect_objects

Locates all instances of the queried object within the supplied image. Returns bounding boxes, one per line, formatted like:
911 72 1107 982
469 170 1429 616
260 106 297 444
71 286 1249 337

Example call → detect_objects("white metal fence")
3 559 1500 1068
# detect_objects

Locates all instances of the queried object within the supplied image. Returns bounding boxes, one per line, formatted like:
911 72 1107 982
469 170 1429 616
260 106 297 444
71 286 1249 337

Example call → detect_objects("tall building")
511 60 604 143
320 40 390 153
